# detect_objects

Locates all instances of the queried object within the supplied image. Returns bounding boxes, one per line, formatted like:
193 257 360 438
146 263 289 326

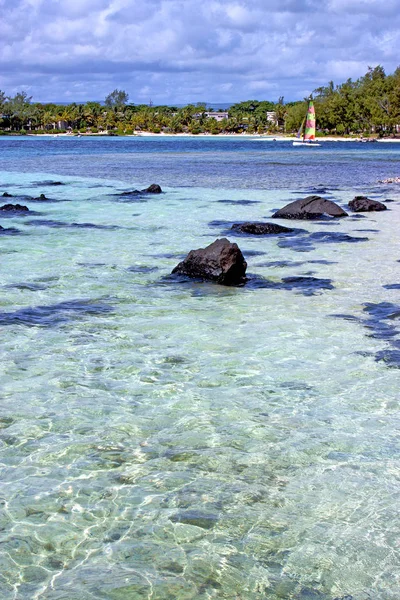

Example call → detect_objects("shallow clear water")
0 137 399 600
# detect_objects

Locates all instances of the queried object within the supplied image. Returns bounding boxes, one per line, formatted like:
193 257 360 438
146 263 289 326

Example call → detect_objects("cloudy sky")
1 0 400 104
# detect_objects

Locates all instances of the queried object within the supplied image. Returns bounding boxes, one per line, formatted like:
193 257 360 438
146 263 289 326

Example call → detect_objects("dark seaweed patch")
363 302 400 321
246 274 334 295
32 180 65 186
0 226 21 235
149 252 186 260
26 219 120 230
114 196 149 203
217 199 261 205
0 298 113 327
127 265 159 273
277 237 315 252
383 283 400 290
77 262 107 268
169 510 218 529
375 349 400 368
258 259 337 268
309 231 369 243
256 260 307 268
208 219 235 228
243 250 267 257
278 230 369 252
333 302 400 368
5 282 49 291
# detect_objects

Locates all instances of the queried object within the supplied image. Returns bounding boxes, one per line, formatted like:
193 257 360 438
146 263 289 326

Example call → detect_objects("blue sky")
1 0 399 104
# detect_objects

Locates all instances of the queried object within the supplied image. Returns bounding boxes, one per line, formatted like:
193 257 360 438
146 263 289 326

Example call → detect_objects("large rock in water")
348 196 387 212
0 203 29 212
172 238 247 285
272 195 348 219
231 222 293 235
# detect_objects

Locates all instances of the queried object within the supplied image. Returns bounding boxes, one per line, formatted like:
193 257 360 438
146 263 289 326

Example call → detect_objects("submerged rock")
348 196 387 212
0 203 29 212
120 184 162 196
2 192 13 198
231 222 294 235
172 238 247 285
272 195 348 219
35 194 48 200
142 184 162 194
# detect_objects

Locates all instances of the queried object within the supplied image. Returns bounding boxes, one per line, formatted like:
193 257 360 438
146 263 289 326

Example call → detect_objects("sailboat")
293 99 320 147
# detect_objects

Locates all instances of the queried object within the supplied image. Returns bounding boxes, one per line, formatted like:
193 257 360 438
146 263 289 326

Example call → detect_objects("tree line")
1 65 399 136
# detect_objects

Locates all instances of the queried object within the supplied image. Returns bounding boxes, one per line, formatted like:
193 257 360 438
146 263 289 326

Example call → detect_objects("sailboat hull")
293 141 321 147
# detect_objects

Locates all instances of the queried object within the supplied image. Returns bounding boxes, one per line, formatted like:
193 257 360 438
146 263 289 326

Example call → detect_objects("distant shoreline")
20 132 400 143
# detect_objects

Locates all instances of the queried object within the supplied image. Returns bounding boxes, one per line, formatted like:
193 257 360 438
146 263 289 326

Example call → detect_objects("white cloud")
0 0 399 103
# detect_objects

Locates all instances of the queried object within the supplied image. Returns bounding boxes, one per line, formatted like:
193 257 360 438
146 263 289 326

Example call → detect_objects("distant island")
1 65 399 137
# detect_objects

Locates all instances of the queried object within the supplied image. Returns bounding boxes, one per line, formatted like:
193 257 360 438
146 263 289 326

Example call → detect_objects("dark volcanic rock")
2 192 13 198
142 184 162 194
0 203 29 212
231 222 294 235
272 195 348 219
348 196 387 212
172 238 247 286
35 194 48 200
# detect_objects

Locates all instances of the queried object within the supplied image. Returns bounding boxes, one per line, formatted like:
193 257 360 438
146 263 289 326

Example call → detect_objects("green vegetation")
0 66 399 136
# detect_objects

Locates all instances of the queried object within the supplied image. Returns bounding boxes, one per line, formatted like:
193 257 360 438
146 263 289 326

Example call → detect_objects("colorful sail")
303 100 316 141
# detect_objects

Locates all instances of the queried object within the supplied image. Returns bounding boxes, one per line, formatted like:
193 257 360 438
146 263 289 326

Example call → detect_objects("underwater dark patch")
149 252 186 260
332 302 400 369
26 219 121 230
28 195 68 203
309 231 369 244
4 282 49 291
127 265 159 273
0 226 21 235
32 180 65 186
383 283 400 289
243 250 267 257
0 298 113 327
277 237 315 252
169 510 219 529
259 259 337 268
208 219 234 229
255 260 307 268
375 349 400 368
113 196 149 203
363 302 400 321
245 274 334 295
77 262 107 268
217 199 261 205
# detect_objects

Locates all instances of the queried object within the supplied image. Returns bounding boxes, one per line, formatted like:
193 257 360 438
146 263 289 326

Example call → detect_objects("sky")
1 0 400 105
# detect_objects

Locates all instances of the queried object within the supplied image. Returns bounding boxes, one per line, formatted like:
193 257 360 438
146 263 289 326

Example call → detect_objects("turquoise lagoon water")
0 137 400 599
